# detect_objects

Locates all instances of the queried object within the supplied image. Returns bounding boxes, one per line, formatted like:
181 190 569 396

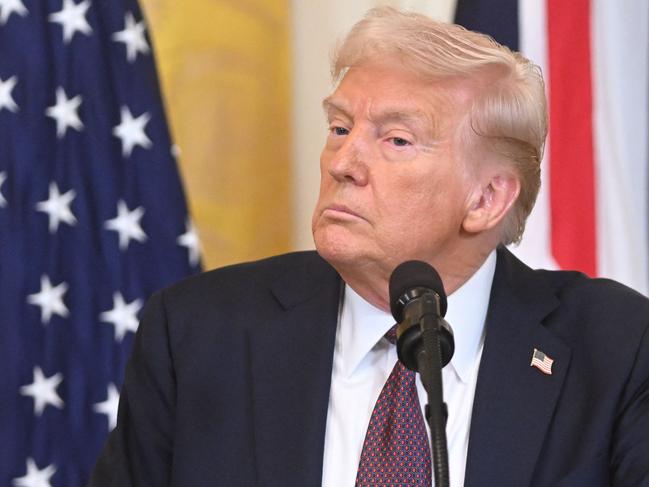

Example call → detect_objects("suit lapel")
249 255 341 487
464 248 572 487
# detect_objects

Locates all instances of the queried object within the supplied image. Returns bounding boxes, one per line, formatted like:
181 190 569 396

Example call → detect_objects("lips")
323 204 365 221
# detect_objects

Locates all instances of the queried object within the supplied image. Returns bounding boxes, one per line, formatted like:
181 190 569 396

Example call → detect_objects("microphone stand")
390 263 454 487
416 311 450 487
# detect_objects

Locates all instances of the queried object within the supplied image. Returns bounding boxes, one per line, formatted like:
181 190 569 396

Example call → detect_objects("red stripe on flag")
547 0 597 276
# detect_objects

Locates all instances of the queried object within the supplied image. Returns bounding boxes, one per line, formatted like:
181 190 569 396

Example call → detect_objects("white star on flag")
0 171 7 207
104 199 147 250
45 87 83 138
35 182 77 233
112 11 150 63
12 457 56 487
26 275 70 324
177 219 201 266
93 383 120 430
99 291 142 341
48 0 92 44
0 0 27 25
0 75 19 113
113 105 152 157
19 367 64 416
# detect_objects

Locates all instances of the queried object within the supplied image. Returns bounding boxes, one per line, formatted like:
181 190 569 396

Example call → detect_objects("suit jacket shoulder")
465 247 649 487
89 251 342 487
160 250 337 310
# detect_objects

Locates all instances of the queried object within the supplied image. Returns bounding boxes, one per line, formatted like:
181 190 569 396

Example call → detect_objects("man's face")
312 62 479 282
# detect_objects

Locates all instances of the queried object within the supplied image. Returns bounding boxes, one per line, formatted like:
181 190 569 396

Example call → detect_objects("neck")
334 244 497 313
336 262 392 312
434 245 494 295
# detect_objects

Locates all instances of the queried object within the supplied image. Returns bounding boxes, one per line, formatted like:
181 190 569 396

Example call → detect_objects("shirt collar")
445 250 496 383
338 250 497 383
338 284 395 378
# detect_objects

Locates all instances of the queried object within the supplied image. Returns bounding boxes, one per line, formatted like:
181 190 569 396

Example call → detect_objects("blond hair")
332 7 547 244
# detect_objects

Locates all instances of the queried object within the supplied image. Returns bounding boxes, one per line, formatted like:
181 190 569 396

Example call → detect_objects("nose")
325 128 370 186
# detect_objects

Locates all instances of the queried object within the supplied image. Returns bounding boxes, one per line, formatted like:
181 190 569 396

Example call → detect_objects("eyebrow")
373 110 429 129
322 97 438 136
322 97 348 119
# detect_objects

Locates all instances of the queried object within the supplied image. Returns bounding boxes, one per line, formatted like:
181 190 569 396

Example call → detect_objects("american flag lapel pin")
530 348 554 375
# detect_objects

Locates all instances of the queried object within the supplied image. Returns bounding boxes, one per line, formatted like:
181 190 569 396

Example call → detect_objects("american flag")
530 348 554 375
0 0 200 485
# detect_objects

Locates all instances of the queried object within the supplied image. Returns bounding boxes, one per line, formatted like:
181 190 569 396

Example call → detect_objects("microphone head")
389 260 447 322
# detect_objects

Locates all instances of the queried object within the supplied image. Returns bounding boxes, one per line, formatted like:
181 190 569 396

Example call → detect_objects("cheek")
315 159 333 200
319 147 336 174
378 173 467 231
314 178 334 221
318 151 337 187
381 175 438 214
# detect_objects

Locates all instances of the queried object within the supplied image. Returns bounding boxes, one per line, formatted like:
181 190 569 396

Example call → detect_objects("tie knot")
385 325 398 345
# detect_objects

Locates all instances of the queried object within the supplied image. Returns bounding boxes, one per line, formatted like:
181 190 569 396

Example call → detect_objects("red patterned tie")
355 326 432 486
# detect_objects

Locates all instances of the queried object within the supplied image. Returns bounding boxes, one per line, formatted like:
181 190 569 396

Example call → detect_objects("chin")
313 227 363 268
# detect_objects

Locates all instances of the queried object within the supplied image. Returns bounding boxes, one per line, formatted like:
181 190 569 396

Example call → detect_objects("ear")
462 171 520 234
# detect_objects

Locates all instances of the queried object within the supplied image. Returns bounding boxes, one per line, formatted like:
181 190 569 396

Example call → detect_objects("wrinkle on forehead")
322 65 476 143
324 95 437 131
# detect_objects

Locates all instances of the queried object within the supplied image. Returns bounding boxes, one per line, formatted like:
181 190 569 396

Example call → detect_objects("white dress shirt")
321 251 497 487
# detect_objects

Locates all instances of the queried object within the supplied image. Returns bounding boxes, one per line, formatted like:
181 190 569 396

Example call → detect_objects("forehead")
324 64 475 129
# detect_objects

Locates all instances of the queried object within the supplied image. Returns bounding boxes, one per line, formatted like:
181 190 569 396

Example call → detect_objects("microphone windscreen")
389 260 447 321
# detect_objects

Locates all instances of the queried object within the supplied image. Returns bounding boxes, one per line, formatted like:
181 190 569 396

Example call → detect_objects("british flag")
456 0 649 296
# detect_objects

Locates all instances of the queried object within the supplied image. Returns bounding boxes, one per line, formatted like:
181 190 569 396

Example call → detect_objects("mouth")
322 204 365 221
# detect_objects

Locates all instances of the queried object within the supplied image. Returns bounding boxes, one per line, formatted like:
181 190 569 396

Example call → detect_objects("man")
90 7 649 487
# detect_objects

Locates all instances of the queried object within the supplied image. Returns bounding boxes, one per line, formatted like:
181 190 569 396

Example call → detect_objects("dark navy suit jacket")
89 248 649 486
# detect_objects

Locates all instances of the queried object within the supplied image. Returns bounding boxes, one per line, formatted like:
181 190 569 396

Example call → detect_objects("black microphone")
388 260 454 487
389 260 454 372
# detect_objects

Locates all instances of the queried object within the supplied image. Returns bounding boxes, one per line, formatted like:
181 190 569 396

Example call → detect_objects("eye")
390 136 411 147
330 126 349 136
